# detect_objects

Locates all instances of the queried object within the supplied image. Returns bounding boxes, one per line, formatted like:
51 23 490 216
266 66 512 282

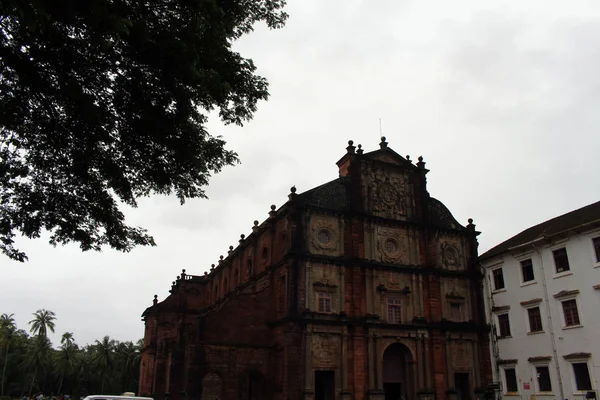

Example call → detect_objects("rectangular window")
593 237 600 263
504 368 518 393
316 292 332 313
528 307 543 333
521 259 535 282
536 366 552 392
492 268 505 290
553 248 570 273
387 298 402 324
497 313 511 337
562 299 580 326
450 303 463 321
572 362 593 391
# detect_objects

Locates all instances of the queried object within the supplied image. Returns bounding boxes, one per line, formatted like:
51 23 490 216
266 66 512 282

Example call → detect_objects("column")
415 335 424 389
305 262 312 310
374 335 383 390
340 330 350 400
445 336 453 389
424 334 432 388
367 333 375 390
303 328 314 400
339 267 346 313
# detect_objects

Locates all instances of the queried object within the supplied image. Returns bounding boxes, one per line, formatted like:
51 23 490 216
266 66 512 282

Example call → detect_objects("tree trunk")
1 342 9 396
57 373 64 395
29 366 37 395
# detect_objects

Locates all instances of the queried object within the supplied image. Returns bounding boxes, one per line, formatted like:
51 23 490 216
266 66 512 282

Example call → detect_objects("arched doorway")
238 370 270 400
200 372 222 400
382 343 415 400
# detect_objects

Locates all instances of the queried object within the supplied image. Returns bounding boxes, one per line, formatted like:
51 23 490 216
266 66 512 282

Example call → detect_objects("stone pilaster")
303 327 314 400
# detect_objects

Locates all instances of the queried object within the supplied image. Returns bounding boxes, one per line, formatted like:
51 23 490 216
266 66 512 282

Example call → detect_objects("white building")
479 201 600 400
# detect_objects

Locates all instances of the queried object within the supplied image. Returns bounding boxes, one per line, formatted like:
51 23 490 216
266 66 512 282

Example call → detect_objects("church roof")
479 200 600 261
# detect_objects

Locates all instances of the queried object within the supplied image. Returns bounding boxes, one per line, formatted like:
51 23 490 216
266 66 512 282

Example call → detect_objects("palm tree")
116 341 141 392
29 309 56 338
94 336 116 393
23 335 52 395
55 333 77 394
61 332 74 348
0 313 16 396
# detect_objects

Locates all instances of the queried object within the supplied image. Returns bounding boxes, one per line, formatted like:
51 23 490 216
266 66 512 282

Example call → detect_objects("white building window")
553 247 570 273
520 258 535 282
561 299 581 327
527 306 543 333
572 362 593 392
503 367 519 394
387 298 402 324
492 267 505 291
497 313 511 337
592 237 600 263
535 365 552 393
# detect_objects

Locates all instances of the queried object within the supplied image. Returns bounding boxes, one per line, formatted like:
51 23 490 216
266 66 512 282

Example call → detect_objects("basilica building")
138 138 493 400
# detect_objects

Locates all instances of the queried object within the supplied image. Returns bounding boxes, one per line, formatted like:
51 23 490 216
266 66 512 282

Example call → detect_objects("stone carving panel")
200 372 222 400
451 341 472 371
309 216 340 256
375 227 410 264
367 166 408 219
439 239 464 270
311 264 339 288
312 334 340 369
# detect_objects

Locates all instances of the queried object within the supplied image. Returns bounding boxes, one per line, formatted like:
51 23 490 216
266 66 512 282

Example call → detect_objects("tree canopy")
0 0 287 261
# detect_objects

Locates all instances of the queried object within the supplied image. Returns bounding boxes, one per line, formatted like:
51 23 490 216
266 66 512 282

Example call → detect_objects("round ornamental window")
384 238 399 255
317 229 331 245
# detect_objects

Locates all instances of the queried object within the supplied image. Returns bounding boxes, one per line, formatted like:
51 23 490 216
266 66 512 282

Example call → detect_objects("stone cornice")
520 298 543 307
554 289 580 299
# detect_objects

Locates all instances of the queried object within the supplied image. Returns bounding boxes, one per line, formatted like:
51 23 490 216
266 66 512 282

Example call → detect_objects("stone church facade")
139 138 493 400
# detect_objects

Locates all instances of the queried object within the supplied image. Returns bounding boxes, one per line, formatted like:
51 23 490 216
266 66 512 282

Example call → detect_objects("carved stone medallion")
310 217 339 255
376 228 408 263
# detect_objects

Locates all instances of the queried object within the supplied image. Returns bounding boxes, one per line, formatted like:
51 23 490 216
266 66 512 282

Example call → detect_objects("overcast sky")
2 0 600 347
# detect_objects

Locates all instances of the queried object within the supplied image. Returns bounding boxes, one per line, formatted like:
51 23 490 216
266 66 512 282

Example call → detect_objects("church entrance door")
382 343 414 400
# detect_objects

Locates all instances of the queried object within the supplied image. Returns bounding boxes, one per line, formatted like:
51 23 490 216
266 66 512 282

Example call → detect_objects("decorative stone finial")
270 204 276 211
379 136 388 149
346 140 356 154
228 245 234 254
210 264 215 271
176 275 180 280
172 281 175 287
417 155 426 169
153 294 158 305
239 234 245 243
269 204 277 219
288 186 298 202
467 218 476 231
406 155 411 162
252 220 260 233
254 220 259 226
204 271 208 276
357 144 364 155
219 255 224 263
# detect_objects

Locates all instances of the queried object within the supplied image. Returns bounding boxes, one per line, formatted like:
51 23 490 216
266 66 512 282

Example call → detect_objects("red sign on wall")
524 383 531 390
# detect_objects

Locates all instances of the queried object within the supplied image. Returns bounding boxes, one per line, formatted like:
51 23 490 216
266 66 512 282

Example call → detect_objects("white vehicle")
83 395 153 400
